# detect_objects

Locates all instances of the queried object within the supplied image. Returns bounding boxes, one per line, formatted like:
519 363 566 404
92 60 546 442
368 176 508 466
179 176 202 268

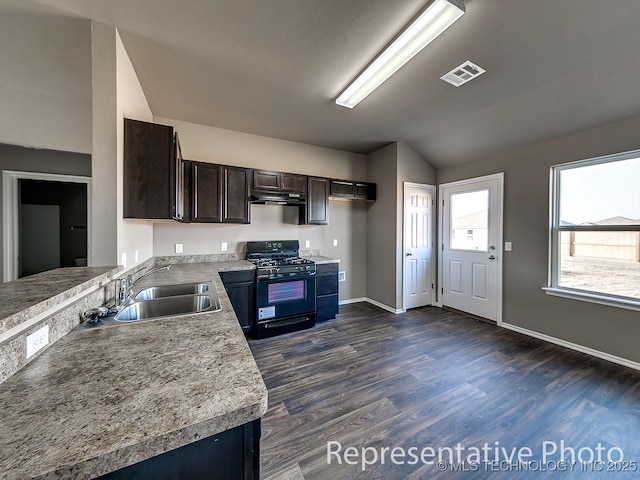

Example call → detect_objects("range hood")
250 191 306 206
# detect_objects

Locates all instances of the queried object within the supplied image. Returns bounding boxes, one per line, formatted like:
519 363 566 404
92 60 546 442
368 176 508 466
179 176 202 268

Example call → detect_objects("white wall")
116 32 154 268
90 22 118 267
0 9 91 153
152 118 369 301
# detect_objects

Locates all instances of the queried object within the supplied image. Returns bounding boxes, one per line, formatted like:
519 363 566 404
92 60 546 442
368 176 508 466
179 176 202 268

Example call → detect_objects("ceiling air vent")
441 61 486 87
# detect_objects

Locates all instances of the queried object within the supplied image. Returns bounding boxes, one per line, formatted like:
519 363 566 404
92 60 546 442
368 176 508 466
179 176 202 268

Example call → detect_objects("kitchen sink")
115 294 221 322
79 280 223 329
134 282 211 300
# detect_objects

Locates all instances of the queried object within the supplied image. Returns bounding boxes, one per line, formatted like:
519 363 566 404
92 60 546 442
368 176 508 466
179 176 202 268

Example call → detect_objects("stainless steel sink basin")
78 279 223 330
134 282 211 300
115 294 221 322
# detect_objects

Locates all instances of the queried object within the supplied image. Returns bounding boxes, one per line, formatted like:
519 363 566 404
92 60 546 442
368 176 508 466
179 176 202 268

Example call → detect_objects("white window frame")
543 150 640 311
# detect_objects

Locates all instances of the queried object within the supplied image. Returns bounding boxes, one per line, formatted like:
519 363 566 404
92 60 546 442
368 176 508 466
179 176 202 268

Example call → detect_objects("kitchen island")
0 262 267 479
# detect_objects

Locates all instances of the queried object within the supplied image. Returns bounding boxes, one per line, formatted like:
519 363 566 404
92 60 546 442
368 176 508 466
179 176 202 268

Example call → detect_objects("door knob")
406 252 413 257
488 255 496 260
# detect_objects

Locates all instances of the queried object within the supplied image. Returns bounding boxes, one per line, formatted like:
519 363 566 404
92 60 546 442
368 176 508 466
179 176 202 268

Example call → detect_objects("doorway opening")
3 171 92 282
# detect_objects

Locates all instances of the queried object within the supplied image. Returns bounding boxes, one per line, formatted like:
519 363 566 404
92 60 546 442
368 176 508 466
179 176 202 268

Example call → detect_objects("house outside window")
545 150 640 310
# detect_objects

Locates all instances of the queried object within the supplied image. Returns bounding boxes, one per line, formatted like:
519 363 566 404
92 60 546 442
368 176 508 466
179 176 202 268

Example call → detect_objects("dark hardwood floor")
249 303 640 480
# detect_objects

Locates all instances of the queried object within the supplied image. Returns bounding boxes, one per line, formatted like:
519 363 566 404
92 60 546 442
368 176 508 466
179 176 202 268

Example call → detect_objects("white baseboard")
501 322 640 372
339 297 405 314
339 297 366 306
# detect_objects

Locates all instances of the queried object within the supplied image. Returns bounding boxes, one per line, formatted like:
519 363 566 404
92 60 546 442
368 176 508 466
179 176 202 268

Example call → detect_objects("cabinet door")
224 283 254 332
220 271 256 333
223 166 251 224
191 162 222 223
303 177 329 225
124 119 175 219
172 133 185 221
280 173 306 194
354 182 376 200
253 170 280 191
330 179 355 197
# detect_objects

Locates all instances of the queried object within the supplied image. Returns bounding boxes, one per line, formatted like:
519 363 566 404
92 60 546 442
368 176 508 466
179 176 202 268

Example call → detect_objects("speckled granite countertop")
303 255 340 264
0 262 267 479
0 267 120 335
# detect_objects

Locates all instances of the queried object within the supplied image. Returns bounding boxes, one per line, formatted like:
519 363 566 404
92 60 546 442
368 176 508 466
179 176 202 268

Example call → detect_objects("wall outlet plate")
134 250 139 263
175 243 184 254
505 242 513 252
338 271 346 282
305 240 311 248
26 325 49 358
221 242 228 252
333 239 338 246
121 252 127 267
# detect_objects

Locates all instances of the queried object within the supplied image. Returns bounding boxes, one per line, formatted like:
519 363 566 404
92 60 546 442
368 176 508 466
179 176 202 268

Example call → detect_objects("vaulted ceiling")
12 0 640 166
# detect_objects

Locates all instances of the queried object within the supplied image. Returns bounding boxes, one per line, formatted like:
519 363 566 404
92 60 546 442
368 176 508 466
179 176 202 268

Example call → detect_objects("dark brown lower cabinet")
316 263 339 322
97 419 260 480
220 270 256 334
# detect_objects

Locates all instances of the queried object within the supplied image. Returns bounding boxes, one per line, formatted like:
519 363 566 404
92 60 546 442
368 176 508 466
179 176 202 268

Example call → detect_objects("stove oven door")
256 273 316 322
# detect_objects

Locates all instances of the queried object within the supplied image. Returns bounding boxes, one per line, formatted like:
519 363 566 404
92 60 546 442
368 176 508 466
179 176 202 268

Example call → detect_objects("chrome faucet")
114 265 171 308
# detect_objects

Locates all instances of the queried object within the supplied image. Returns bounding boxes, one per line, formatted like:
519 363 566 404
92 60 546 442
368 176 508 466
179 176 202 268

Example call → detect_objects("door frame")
437 173 504 324
2 170 92 282
403 182 436 310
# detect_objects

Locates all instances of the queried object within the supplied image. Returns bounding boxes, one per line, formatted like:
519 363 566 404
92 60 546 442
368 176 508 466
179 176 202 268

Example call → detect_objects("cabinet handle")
333 181 352 185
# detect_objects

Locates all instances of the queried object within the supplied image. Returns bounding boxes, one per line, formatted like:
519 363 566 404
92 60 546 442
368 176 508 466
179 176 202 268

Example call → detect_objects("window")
545 150 640 310
450 189 489 251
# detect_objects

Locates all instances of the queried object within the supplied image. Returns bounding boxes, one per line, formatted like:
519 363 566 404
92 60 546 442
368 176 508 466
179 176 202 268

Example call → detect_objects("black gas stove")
246 240 316 338
247 240 316 274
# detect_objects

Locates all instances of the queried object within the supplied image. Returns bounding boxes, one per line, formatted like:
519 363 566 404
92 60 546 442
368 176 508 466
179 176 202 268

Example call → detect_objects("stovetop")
246 240 316 277
250 257 315 268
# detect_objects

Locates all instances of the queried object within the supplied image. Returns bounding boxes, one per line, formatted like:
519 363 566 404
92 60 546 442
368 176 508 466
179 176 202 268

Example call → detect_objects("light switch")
505 242 512 252
333 239 338 246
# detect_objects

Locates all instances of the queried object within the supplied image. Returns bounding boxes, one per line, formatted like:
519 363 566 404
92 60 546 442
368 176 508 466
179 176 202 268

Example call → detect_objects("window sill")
542 287 640 312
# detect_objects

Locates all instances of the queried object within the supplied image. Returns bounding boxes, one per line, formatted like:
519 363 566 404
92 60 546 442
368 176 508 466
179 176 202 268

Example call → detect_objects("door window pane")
450 190 489 251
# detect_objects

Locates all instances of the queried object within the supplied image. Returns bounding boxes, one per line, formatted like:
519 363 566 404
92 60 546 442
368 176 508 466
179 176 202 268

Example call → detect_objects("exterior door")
403 183 435 310
440 174 503 321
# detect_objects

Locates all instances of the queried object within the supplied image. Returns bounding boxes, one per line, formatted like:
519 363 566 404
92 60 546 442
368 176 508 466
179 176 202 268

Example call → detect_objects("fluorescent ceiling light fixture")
336 0 465 109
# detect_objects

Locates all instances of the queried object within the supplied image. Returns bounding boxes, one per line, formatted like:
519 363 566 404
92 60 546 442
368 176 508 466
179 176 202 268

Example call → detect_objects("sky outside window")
559 157 640 225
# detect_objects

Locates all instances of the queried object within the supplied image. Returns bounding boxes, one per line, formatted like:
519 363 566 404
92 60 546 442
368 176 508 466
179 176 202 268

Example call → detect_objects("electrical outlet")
221 242 228 252
175 243 184 254
305 240 311 248
338 271 346 282
333 239 338 247
134 250 139 263
121 252 127 267
26 325 49 358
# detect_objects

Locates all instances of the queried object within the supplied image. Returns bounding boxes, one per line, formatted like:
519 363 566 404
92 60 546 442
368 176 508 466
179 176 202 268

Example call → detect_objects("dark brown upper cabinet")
123 118 184 221
329 179 376 201
253 170 306 195
186 161 250 224
221 165 251 224
189 162 222 223
300 176 329 225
